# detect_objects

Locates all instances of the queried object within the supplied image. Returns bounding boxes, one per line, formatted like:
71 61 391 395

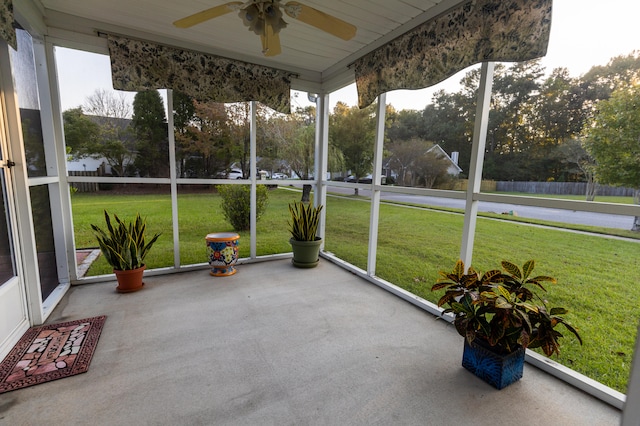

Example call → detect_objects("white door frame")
0 39 30 359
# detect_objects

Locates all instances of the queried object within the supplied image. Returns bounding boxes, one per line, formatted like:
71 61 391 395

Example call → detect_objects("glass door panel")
0 164 16 286
9 28 59 299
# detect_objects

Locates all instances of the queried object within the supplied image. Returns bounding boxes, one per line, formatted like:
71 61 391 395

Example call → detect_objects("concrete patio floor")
0 258 621 425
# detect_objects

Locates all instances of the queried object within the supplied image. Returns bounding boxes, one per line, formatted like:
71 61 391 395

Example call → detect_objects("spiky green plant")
91 210 161 270
288 201 323 241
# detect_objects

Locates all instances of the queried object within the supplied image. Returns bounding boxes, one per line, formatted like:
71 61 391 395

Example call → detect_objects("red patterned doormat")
0 315 106 394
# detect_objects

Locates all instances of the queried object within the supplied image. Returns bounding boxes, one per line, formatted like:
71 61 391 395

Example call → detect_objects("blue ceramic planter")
461 339 525 389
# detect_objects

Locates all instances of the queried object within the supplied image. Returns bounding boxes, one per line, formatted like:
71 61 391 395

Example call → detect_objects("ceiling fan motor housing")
240 1 287 36
173 0 356 56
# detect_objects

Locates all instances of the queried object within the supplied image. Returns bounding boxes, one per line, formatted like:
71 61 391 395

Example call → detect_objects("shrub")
217 184 269 231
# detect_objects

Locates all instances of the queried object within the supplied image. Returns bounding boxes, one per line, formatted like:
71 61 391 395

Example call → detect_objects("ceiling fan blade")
283 1 356 41
173 2 243 28
260 23 282 57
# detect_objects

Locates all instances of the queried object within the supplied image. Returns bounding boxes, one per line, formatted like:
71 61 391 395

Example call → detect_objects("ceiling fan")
173 1 357 57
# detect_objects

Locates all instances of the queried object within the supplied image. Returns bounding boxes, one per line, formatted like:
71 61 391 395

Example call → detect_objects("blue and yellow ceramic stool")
205 232 240 276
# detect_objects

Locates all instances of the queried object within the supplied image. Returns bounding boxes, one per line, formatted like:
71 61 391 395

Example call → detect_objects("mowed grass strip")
73 187 640 393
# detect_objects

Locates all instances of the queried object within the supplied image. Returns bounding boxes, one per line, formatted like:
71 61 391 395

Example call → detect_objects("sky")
55 0 640 114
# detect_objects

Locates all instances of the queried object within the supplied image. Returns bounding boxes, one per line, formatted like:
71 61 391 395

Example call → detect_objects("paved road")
327 187 635 230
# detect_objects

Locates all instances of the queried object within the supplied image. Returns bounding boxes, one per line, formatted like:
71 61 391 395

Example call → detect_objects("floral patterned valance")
354 0 552 108
0 0 16 50
107 35 294 114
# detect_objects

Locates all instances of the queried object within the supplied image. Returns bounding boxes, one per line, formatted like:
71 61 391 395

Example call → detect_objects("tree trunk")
633 189 640 232
301 184 312 202
585 176 596 201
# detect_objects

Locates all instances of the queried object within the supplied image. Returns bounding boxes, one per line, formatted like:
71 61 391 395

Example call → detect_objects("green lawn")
72 187 640 393
72 186 301 274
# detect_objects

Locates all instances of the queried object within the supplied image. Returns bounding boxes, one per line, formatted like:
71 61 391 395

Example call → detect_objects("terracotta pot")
114 265 146 293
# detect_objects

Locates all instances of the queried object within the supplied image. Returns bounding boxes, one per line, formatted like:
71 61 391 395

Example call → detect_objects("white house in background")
427 145 463 176
383 144 463 181
66 157 111 173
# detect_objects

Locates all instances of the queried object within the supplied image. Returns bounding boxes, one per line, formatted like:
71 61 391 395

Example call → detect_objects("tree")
132 90 168 177
386 137 429 186
172 93 237 178
284 125 315 182
535 68 586 145
529 68 587 180
330 102 376 195
261 108 308 177
422 89 474 176
187 101 233 177
386 108 425 143
413 147 453 188
486 60 545 180
172 91 196 177
82 89 135 176
62 107 100 158
557 139 597 200
584 85 640 231
262 106 324 178
226 102 253 178
88 129 135 177
84 88 132 120
581 52 640 112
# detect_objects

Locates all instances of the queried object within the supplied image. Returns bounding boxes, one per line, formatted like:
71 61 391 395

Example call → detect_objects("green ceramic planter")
289 238 322 268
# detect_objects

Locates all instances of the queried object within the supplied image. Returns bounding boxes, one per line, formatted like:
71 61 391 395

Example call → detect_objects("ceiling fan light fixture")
174 0 357 56
240 5 265 35
264 4 277 18
240 2 287 36
264 4 287 34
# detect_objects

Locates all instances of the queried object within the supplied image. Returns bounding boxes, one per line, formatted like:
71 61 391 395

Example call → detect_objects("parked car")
226 169 243 179
273 173 289 179
344 175 372 183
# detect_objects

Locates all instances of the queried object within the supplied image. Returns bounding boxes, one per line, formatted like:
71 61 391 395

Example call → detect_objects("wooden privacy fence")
68 171 99 193
495 181 635 196
449 180 497 192
448 180 633 196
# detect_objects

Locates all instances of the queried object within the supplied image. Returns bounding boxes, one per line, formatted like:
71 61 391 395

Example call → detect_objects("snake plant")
91 210 161 270
288 201 323 241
